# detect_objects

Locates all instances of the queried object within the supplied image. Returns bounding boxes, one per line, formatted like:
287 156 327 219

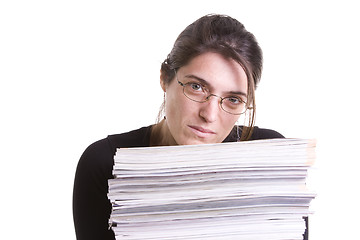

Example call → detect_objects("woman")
73 14 304 240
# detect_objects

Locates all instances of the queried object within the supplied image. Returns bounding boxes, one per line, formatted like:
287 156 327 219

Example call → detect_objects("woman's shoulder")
84 125 152 156
224 126 284 142
107 125 152 149
250 126 284 140
76 125 153 175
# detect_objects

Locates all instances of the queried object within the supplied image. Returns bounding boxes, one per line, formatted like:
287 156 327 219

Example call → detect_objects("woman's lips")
188 125 216 138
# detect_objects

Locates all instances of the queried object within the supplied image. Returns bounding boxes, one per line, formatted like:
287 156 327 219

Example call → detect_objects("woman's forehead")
178 52 248 93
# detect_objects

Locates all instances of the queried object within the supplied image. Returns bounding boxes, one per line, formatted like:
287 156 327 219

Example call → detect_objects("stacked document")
108 138 316 240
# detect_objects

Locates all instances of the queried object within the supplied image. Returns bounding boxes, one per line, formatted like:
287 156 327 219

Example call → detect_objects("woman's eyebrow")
229 90 247 97
184 74 210 87
184 74 247 97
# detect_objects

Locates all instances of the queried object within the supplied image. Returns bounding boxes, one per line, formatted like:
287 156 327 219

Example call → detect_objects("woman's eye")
189 83 203 91
226 97 242 104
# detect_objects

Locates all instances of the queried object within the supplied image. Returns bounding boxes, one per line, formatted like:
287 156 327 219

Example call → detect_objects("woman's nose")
199 95 221 123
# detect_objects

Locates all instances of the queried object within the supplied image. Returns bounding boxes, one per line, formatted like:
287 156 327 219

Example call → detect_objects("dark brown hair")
160 14 263 140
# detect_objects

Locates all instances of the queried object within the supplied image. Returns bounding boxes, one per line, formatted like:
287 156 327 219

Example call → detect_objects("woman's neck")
150 118 177 146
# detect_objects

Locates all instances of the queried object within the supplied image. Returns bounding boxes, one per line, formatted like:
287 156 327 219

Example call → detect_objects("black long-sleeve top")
73 126 308 240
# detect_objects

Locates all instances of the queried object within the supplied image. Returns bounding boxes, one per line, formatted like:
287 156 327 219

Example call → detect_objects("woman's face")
161 52 248 145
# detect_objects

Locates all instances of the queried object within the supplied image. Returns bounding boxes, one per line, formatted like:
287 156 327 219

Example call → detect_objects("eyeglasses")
176 75 248 115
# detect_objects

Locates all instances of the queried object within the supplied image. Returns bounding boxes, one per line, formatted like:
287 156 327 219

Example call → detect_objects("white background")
1 0 359 239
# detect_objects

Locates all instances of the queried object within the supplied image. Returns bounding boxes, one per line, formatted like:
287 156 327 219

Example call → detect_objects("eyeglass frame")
174 70 249 115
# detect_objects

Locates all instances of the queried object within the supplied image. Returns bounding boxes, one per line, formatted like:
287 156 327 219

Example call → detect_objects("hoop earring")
163 92 166 119
156 92 166 123
235 120 242 142
236 125 241 142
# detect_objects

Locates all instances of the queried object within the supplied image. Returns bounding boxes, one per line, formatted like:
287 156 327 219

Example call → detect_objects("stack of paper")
108 138 316 240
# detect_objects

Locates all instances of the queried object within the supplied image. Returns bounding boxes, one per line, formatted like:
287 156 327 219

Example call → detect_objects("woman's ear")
160 69 166 92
